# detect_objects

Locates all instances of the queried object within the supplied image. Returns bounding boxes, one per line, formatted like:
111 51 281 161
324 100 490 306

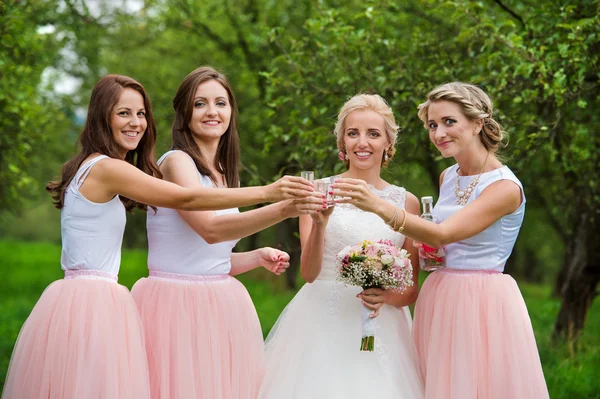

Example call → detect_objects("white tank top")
60 155 126 276
433 164 525 272
147 150 240 276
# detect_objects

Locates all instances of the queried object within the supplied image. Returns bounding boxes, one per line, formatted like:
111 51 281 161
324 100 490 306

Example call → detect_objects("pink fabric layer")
413 270 549 399
132 276 265 399
2 278 150 399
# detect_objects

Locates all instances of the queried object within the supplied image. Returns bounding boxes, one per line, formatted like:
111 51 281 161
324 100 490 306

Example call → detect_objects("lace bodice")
317 183 407 281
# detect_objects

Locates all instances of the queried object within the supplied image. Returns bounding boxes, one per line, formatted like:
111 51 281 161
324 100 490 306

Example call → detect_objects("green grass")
0 239 599 398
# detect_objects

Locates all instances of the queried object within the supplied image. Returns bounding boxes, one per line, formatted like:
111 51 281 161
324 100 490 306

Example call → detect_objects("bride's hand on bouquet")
357 288 386 318
258 247 290 276
331 178 380 213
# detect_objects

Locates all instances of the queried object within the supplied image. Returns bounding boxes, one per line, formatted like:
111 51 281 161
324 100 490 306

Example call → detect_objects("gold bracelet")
387 206 399 229
397 208 407 233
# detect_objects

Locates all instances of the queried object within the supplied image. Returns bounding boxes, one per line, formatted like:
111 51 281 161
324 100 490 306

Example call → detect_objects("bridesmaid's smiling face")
343 109 390 171
188 79 232 145
426 100 482 159
110 88 147 159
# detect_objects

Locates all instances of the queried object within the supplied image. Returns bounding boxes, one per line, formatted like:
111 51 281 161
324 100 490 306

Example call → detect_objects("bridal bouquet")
335 239 413 351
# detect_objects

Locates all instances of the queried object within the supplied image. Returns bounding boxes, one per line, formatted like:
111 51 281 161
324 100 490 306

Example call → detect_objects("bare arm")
162 151 324 243
382 192 420 307
299 206 334 283
357 192 420 316
230 248 290 276
333 178 522 248
89 156 313 211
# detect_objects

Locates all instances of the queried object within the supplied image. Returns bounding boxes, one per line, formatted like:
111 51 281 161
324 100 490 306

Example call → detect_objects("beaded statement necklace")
454 152 490 206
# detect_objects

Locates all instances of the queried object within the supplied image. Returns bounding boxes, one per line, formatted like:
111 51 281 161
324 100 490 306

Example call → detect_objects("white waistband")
64 269 118 283
437 268 501 276
148 270 230 284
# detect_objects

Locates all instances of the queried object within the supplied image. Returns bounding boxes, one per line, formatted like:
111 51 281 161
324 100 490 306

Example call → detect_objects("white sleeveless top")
147 150 240 276
433 164 525 272
60 155 126 276
318 182 407 281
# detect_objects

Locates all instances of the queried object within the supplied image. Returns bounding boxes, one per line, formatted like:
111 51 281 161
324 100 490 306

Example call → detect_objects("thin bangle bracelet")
398 208 407 233
387 207 398 229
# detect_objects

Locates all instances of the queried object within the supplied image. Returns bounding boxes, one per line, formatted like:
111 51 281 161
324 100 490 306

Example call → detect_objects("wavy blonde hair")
334 94 400 168
417 82 506 154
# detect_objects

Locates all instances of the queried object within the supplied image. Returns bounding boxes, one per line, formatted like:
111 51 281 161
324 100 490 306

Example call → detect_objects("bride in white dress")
258 94 424 398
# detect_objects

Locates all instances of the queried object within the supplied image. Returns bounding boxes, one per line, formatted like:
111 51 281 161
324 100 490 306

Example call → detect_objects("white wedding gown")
258 184 424 398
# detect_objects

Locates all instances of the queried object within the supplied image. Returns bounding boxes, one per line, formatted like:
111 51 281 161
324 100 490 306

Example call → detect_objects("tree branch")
390 3 461 38
492 0 526 29
172 0 234 53
63 0 104 27
223 0 257 70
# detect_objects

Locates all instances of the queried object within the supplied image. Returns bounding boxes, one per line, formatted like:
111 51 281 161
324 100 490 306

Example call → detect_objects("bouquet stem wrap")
360 305 376 351
336 239 414 352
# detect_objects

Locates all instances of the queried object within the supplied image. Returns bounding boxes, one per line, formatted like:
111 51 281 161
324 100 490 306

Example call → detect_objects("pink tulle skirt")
2 275 150 399
131 272 265 399
413 269 549 399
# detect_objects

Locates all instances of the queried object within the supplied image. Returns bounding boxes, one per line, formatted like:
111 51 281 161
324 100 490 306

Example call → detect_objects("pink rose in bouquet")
335 239 413 351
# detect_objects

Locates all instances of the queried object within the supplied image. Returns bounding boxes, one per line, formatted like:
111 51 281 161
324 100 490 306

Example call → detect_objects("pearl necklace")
454 153 489 206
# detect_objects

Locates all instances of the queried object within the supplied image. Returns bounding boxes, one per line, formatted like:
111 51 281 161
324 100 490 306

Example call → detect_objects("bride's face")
343 109 389 171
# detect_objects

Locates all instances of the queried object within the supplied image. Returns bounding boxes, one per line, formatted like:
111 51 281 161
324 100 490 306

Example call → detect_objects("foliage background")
0 0 599 397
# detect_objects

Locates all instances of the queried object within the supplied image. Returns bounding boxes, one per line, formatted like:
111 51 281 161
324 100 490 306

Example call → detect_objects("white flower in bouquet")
335 239 413 351
380 254 394 266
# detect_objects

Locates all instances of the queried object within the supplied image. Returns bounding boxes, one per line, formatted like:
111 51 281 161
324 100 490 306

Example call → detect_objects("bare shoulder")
439 166 452 186
92 157 133 178
160 150 195 171
404 190 420 215
85 157 145 198
160 151 199 184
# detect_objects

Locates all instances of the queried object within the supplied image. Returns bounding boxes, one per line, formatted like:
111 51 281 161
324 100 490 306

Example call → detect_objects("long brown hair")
46 74 162 211
171 66 240 188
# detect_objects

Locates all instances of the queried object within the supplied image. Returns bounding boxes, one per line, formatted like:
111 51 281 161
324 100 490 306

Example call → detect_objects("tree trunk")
522 247 540 282
552 241 573 298
553 212 600 341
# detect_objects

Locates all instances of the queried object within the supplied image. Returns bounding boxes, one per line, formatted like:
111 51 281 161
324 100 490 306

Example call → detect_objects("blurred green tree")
0 0 68 211
261 0 600 340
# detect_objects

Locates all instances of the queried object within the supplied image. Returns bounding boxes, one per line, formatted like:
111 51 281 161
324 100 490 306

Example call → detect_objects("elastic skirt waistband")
148 270 230 284
64 269 118 283
437 268 502 276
